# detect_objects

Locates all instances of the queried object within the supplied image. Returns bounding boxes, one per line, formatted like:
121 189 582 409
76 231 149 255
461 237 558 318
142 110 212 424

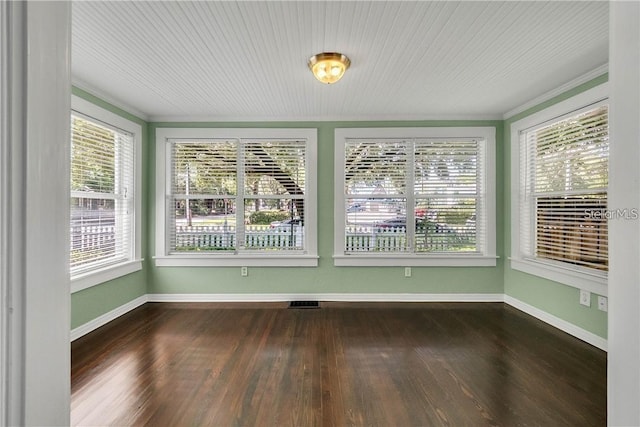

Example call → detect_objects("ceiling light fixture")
308 52 351 84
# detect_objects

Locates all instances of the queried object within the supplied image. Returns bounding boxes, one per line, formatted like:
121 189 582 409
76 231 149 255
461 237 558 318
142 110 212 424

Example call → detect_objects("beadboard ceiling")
71 1 608 121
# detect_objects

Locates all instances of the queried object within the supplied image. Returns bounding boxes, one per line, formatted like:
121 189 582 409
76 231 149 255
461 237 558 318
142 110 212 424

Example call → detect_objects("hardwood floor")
71 302 606 426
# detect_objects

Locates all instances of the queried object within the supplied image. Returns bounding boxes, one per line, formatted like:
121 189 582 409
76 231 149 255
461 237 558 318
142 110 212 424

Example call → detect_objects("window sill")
333 254 498 267
71 259 143 293
154 255 319 267
509 257 607 296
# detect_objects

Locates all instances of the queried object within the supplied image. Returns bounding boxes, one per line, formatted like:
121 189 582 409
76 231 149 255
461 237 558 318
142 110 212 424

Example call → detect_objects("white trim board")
504 295 607 351
503 64 608 120
70 295 148 342
146 293 504 303
70 293 608 352
149 113 504 123
72 77 150 122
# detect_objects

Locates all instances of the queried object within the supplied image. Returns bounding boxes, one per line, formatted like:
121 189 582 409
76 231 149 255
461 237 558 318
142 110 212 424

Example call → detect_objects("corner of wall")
70 87 151 330
501 74 609 343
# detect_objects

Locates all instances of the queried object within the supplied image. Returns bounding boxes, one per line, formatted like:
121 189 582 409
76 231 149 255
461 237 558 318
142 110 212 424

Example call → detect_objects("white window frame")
510 83 609 296
154 128 318 267
70 96 143 293
333 127 496 267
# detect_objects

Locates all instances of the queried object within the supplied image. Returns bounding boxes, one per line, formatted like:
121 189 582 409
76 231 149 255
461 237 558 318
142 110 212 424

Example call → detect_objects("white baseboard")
70 295 148 342
146 293 505 303
504 295 607 351
71 293 607 352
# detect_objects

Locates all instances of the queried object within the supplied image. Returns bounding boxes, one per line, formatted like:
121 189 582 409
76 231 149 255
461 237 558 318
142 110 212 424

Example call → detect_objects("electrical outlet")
404 267 411 277
579 289 591 307
597 296 608 312
241 266 248 277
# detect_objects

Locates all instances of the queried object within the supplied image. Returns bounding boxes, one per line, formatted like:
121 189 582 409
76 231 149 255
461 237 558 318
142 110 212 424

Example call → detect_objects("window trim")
509 83 609 296
154 127 318 267
333 127 497 267
70 95 143 293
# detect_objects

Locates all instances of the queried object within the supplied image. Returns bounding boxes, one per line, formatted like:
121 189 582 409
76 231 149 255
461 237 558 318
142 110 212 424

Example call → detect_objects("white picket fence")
71 223 472 254
345 227 407 252
174 225 303 250
71 225 116 251
70 224 117 269
345 225 473 252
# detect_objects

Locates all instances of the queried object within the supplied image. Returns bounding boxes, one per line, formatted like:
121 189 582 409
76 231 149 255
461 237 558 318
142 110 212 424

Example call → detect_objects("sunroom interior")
70 1 611 340
3 1 639 425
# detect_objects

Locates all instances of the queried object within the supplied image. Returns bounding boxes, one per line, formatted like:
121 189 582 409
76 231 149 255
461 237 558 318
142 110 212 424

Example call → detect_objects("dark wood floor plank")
71 302 606 427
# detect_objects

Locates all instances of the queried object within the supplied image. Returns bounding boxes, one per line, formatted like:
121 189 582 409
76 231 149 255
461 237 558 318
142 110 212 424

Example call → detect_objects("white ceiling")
71 1 609 121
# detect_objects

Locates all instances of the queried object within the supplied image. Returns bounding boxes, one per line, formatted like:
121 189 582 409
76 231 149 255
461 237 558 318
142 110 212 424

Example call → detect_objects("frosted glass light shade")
308 52 351 84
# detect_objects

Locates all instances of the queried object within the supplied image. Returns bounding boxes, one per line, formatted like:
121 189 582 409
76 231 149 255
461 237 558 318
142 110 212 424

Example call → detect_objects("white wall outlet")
241 266 248 277
404 267 411 277
579 289 591 307
597 295 608 312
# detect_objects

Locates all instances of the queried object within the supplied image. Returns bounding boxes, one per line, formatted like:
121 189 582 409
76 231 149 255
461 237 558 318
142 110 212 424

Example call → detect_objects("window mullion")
114 133 124 260
236 139 245 252
406 140 416 252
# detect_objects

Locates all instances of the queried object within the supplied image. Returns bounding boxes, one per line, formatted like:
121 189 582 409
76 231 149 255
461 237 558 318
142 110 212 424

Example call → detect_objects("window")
510 84 608 295
334 127 496 266
155 128 317 267
70 96 142 292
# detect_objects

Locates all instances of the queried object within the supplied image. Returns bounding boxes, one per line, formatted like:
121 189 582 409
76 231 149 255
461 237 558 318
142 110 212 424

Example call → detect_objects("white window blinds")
170 140 237 252
70 114 135 274
342 138 485 254
344 140 410 252
520 104 609 271
169 138 308 253
414 139 483 253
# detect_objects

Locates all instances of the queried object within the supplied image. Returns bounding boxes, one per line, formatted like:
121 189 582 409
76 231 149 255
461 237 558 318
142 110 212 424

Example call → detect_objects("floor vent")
289 301 320 309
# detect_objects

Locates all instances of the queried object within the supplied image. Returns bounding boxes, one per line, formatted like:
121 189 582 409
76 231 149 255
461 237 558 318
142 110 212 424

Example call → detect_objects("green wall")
502 74 609 339
70 87 149 329
148 121 504 295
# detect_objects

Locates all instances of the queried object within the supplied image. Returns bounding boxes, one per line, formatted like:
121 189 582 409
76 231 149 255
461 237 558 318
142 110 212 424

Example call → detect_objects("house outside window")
155 128 318 267
334 127 496 267
510 83 609 295
70 96 142 292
